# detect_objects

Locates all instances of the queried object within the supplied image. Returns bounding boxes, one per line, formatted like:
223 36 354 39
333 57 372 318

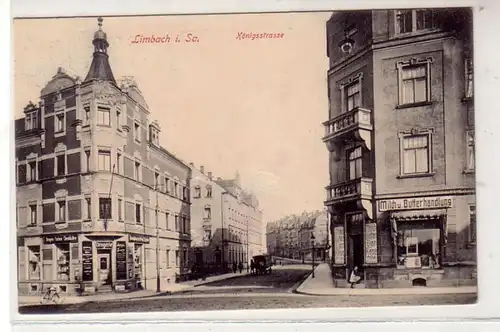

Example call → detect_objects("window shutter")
18 247 26 281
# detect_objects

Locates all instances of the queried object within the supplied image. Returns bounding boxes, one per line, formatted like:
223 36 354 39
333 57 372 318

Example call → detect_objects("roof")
84 52 116 84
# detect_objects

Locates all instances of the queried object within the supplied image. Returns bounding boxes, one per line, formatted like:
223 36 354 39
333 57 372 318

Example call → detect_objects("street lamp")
311 234 316 278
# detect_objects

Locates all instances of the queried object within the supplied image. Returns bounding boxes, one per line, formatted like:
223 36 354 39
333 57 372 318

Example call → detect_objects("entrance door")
98 253 111 285
348 234 364 271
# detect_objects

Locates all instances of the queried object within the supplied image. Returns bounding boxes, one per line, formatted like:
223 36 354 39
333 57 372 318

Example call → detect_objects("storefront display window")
56 243 70 281
28 246 41 280
396 227 441 269
134 244 143 286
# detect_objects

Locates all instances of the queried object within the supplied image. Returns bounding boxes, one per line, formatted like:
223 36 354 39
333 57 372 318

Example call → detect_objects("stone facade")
324 9 476 288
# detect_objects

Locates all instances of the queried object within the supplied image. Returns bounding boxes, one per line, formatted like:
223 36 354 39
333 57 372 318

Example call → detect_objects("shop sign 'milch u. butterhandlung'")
378 196 453 212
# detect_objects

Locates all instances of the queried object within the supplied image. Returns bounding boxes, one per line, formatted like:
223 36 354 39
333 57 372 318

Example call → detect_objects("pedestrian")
349 266 361 288
250 259 255 274
238 262 243 273
232 262 237 273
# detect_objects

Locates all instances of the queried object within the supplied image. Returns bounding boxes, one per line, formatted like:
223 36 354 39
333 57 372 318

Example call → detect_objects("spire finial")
97 16 103 29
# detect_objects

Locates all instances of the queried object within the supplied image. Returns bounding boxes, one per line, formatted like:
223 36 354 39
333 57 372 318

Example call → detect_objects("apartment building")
15 17 192 295
324 8 475 288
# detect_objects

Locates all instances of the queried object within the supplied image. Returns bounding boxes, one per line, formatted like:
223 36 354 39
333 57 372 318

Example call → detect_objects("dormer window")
150 124 160 146
25 111 38 131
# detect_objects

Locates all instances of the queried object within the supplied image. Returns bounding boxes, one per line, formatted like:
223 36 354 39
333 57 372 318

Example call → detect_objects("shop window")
25 111 38 131
28 246 41 280
466 130 475 171
56 244 70 281
99 197 112 220
29 203 37 225
469 205 476 244
98 150 111 171
348 147 362 180
97 106 111 126
56 154 66 176
134 244 143 282
399 132 432 176
135 203 142 223
396 227 441 269
194 186 201 198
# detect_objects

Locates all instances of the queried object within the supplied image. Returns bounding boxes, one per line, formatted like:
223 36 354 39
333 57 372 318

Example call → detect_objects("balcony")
325 177 373 205
322 107 372 150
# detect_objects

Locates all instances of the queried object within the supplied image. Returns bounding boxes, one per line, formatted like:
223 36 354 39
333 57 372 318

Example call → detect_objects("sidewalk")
18 271 245 306
295 263 477 296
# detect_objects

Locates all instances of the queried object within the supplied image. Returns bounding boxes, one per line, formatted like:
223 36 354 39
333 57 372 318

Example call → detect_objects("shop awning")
390 209 447 221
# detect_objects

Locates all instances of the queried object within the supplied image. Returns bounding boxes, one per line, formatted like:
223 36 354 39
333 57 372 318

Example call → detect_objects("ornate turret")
84 17 116 84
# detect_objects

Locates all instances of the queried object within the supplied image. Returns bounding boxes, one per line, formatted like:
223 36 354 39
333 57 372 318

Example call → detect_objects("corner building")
324 9 476 288
16 18 192 295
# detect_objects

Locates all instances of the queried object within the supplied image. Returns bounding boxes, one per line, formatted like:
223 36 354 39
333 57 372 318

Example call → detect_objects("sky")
13 12 332 222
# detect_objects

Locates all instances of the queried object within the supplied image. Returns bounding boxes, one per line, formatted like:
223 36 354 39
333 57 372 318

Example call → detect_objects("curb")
293 287 478 297
290 271 314 294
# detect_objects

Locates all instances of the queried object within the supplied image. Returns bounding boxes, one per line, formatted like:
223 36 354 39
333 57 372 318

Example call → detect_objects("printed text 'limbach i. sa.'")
131 33 200 44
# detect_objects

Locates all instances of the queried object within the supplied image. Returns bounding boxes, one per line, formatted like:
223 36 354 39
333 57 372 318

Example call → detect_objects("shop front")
18 232 151 295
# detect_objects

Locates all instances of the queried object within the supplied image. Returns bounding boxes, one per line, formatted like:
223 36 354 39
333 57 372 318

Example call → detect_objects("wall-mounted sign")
333 226 345 265
82 241 93 282
115 241 127 280
129 234 150 244
95 241 113 250
364 223 378 264
378 196 453 212
44 234 78 244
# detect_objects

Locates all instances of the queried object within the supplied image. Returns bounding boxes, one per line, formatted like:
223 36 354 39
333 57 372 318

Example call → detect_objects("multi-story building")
188 167 264 271
15 17 192 295
265 222 278 256
323 8 475 288
298 210 330 261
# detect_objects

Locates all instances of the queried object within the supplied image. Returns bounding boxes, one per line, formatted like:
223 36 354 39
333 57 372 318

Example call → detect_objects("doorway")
98 252 112 285
348 234 364 271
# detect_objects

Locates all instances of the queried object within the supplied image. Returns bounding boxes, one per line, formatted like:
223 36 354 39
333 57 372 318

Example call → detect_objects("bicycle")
40 286 65 305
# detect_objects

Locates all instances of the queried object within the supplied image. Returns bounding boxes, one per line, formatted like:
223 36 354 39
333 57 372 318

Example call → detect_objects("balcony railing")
325 177 373 204
323 107 372 142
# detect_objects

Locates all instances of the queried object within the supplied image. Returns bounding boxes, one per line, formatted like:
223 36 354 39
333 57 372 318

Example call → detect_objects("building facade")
298 210 330 262
15 18 192 295
324 8 475 288
189 168 265 271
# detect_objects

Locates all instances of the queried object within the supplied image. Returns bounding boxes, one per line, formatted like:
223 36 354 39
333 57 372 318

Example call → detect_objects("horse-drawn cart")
251 254 273 275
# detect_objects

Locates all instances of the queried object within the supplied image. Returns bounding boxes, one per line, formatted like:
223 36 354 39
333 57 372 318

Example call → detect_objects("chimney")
189 162 194 167
208 171 212 180
200 165 204 174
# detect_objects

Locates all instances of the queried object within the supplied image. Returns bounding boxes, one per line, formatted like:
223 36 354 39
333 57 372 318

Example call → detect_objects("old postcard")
13 8 477 316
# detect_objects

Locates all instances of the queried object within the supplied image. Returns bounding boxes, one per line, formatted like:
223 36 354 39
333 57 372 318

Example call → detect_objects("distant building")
15 18 191 295
298 210 330 261
189 168 264 271
324 9 475 288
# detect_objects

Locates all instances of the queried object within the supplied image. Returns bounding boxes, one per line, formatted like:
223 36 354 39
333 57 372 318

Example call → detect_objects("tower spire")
84 16 116 84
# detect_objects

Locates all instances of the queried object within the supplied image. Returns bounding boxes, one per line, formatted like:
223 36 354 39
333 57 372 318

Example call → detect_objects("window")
57 201 66 222
134 123 141 141
27 161 37 182
154 172 160 189
29 204 37 225
85 197 92 220
465 57 473 99
116 152 121 174
466 130 475 171
56 154 66 176
97 107 110 126
469 205 476 244
118 198 123 221
98 150 111 171
396 9 437 34
151 129 159 145
206 186 212 198
174 183 178 197
348 147 362 180
401 65 428 104
134 161 141 181
345 81 361 112
56 243 70 281
204 229 211 241
175 250 180 266
182 216 188 234
396 226 441 269
116 109 121 129
28 246 41 280
25 112 38 131
194 186 201 198
135 203 142 223
175 215 179 231
165 212 170 229
204 207 211 219
84 106 91 125
164 177 170 194
166 249 170 268
55 113 65 133
401 134 431 175
85 150 90 172
99 197 112 220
